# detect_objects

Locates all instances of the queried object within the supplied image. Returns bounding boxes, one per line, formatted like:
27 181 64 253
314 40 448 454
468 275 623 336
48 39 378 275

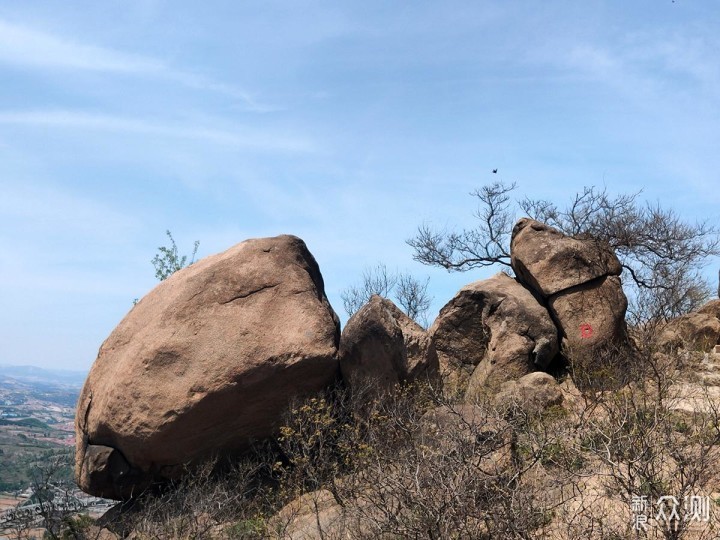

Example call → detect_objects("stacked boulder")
510 218 628 352
430 218 631 402
75 219 633 500
75 235 340 499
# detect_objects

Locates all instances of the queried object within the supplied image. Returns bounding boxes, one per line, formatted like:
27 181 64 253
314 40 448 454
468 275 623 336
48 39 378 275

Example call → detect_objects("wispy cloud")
0 19 161 72
0 180 141 243
0 110 316 153
555 29 720 99
0 18 273 112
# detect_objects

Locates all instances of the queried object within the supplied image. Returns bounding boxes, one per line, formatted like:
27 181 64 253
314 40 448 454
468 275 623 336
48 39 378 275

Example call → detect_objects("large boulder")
510 218 622 297
339 295 438 393
698 299 720 321
429 273 558 394
511 218 629 356
75 235 340 499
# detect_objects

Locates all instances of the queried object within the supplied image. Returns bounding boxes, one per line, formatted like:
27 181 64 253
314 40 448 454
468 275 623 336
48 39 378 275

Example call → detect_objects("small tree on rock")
151 230 200 281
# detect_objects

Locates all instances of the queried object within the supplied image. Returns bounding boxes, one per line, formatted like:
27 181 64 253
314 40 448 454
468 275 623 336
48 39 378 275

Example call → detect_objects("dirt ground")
0 495 25 512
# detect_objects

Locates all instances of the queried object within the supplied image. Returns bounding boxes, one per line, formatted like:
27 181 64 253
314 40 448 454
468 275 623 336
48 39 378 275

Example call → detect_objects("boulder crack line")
220 283 279 304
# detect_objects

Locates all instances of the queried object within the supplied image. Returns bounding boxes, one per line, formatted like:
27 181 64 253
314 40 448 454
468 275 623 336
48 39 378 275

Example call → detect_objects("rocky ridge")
75 218 720 504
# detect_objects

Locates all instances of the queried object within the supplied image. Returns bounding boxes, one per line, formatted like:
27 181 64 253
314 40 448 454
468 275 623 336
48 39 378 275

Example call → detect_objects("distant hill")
0 364 87 388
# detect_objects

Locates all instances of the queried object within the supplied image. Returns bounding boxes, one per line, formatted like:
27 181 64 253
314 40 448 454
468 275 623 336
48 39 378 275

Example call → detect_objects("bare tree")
395 273 432 326
1 451 99 540
341 263 432 326
407 181 515 271
408 182 720 322
341 263 397 316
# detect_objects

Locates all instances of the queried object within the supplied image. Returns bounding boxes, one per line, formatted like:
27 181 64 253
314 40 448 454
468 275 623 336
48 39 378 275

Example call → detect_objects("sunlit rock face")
75 235 340 499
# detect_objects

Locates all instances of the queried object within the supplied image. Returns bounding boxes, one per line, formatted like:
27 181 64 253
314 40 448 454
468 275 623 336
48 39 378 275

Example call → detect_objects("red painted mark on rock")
579 323 594 339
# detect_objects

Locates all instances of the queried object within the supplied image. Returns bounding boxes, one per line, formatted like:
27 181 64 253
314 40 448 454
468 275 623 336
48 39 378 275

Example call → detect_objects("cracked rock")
511 218 630 356
428 272 559 397
510 218 622 297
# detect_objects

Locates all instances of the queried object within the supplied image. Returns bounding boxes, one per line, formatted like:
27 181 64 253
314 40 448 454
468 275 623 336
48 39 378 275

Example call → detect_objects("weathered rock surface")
269 489 346 540
420 404 506 444
419 404 512 471
659 311 720 352
75 235 340 499
510 218 622 297
511 218 630 361
657 299 720 352
429 273 558 394
339 295 438 392
491 372 564 413
548 275 628 350
698 299 720 321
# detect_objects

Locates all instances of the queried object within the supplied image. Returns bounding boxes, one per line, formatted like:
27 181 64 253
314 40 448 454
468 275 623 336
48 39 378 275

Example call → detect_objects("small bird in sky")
492 168 498 174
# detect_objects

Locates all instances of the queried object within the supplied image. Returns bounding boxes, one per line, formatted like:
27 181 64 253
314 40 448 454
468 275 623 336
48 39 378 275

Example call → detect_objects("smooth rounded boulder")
339 295 438 394
75 235 340 499
488 372 564 414
429 273 559 394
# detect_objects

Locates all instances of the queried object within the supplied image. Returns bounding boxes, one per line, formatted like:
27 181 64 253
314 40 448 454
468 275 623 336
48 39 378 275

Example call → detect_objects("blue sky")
1 1 718 370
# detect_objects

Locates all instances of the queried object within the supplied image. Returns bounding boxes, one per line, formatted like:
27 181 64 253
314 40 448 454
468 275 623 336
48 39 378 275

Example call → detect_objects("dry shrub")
86 339 720 539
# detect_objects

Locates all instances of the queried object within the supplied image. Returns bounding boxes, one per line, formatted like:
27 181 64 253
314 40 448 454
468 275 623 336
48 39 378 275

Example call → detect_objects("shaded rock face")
339 295 438 393
429 273 559 394
75 235 340 499
511 218 629 353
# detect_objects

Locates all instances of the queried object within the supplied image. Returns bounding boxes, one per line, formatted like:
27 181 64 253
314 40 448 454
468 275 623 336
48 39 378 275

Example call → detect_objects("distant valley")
0 364 86 492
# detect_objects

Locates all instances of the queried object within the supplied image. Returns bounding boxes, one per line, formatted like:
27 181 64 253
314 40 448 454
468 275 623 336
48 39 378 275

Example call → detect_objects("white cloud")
0 18 273 112
556 28 720 100
0 181 141 241
0 18 161 72
0 110 316 153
